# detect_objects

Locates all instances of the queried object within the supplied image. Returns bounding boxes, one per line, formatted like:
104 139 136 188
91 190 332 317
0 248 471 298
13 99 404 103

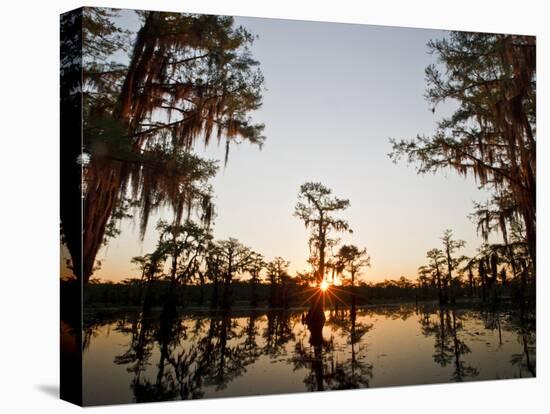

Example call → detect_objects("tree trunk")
81 162 123 284
198 278 205 307
446 249 456 304
435 265 445 305
250 276 258 307
210 280 219 309
76 13 162 285
350 272 357 315
490 254 498 303
468 268 474 298
307 289 326 325
269 275 277 308
480 261 487 303
310 217 326 318
141 274 154 311
162 277 178 319
221 263 232 310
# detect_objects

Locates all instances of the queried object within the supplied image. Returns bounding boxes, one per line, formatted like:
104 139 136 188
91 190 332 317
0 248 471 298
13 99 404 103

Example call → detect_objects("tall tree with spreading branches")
426 248 446 305
212 238 254 309
266 257 290 308
294 182 351 321
156 219 212 315
441 229 466 304
390 32 536 275
130 250 166 310
63 8 265 284
245 251 266 307
335 244 371 313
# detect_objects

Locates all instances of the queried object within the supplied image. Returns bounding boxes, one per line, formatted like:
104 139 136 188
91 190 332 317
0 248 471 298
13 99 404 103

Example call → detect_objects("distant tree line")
78 272 519 310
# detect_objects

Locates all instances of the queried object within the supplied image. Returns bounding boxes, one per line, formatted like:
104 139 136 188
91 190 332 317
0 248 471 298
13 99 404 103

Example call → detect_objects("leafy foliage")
64 8 266 282
390 32 536 269
294 182 352 284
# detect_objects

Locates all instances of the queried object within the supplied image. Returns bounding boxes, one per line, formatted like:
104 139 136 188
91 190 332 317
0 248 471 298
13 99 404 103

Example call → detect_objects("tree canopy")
389 32 535 270
63 8 266 283
294 182 352 285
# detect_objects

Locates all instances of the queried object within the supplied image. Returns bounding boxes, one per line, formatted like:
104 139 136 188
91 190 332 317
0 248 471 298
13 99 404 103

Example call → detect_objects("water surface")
82 305 535 405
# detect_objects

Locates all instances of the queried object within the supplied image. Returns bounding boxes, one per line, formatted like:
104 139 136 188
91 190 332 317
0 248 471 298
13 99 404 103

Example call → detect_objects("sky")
92 10 491 283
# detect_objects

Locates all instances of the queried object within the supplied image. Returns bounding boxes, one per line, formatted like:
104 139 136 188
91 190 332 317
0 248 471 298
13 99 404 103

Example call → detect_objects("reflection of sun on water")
320 280 329 291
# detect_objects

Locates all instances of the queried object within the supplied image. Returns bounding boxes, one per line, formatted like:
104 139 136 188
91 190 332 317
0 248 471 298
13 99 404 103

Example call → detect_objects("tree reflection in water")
264 311 295 358
81 305 536 404
419 307 479 381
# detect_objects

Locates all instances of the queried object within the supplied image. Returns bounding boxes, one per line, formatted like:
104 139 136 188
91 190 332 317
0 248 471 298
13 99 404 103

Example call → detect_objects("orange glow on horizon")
320 279 329 291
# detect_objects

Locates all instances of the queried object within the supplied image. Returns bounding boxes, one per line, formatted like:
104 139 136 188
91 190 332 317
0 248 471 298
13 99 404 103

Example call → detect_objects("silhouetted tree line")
78 276 489 309
81 279 303 309
416 228 534 310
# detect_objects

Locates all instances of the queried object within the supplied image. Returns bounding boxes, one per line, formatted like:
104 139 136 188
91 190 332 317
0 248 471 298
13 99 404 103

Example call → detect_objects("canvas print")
60 6 536 406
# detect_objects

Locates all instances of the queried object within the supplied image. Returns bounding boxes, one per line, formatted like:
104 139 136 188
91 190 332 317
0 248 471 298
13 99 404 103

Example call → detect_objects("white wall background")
0 0 547 412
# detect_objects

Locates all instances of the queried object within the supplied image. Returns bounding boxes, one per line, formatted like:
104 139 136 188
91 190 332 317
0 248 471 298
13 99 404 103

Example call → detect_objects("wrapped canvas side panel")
60 7 83 407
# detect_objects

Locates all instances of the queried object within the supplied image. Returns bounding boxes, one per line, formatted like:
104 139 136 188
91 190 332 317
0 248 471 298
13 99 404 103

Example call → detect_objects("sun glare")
320 280 329 291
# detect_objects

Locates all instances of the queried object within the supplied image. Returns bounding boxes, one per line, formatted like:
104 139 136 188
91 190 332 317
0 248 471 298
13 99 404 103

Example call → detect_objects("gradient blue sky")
94 11 491 283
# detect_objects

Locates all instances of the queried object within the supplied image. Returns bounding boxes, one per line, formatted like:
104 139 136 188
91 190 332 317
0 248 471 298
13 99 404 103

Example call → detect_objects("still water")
82 305 535 405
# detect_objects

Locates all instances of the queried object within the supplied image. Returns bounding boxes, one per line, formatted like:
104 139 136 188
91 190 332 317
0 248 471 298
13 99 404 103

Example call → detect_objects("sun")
320 280 329 292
